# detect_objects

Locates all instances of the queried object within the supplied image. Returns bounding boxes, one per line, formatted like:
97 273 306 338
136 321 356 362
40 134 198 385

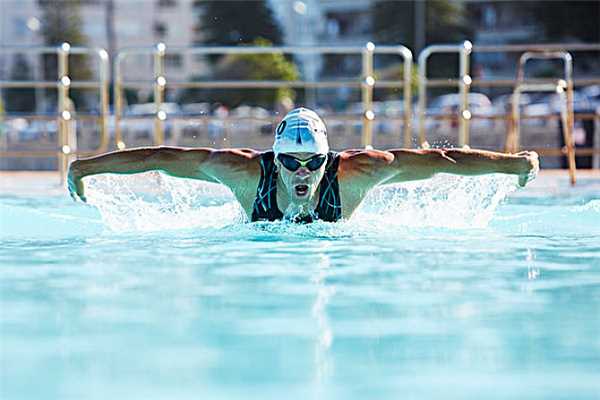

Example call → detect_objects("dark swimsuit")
251 151 342 223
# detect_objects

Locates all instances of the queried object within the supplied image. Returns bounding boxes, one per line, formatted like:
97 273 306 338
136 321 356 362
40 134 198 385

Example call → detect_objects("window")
325 11 371 37
165 54 183 68
154 22 167 38
13 17 27 36
157 0 177 7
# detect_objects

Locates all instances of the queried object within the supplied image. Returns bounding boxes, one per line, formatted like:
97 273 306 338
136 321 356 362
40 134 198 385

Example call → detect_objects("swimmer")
68 107 539 223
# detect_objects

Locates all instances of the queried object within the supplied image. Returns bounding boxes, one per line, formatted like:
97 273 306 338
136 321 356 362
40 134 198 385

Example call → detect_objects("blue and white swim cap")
273 107 329 155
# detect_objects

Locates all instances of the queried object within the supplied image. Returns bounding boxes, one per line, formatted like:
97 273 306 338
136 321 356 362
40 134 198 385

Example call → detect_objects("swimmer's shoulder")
337 149 394 178
201 148 264 184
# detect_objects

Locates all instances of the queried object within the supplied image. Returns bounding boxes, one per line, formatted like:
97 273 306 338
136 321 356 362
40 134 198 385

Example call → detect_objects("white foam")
84 172 518 232
352 174 517 229
85 172 245 232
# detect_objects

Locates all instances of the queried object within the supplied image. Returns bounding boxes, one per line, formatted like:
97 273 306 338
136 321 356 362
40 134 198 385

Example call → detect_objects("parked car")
344 101 405 136
425 92 494 133
230 105 271 119
121 102 182 143
581 85 600 110
181 102 210 116
125 102 181 117
491 93 536 128
519 90 592 128
230 106 273 135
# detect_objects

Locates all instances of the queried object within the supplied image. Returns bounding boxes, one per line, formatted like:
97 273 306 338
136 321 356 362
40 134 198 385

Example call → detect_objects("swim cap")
273 107 329 155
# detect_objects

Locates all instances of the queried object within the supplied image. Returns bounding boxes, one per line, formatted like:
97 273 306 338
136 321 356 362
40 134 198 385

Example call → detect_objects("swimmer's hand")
67 161 86 202
516 151 539 187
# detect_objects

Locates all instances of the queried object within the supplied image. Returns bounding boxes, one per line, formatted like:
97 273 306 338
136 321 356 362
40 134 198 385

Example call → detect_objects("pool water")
1 172 599 399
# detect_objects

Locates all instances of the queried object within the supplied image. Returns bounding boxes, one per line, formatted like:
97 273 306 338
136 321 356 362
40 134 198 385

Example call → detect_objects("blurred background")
1 0 599 170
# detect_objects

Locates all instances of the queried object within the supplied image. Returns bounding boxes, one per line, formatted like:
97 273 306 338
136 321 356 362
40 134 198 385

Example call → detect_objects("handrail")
0 44 110 181
508 51 577 184
114 43 413 149
3 42 600 177
417 42 600 151
418 41 473 146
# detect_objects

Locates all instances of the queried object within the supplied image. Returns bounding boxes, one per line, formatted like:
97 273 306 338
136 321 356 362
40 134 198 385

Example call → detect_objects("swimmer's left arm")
381 148 539 187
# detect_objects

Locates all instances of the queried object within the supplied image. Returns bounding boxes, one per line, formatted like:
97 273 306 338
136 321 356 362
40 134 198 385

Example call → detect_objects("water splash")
353 174 517 229
85 172 245 232
574 199 600 213
84 172 518 233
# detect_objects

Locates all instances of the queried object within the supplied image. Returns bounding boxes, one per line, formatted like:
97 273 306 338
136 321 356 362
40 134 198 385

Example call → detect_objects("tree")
198 0 283 45
4 54 36 112
528 1 600 43
180 39 298 109
196 0 283 64
38 0 92 108
372 1 472 92
372 0 472 50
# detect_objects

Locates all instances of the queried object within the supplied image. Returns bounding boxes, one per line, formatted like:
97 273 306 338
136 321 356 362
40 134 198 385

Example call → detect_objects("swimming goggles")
277 153 327 172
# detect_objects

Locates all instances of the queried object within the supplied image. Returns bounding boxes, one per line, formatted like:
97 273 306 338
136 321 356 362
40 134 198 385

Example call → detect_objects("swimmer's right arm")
67 146 260 202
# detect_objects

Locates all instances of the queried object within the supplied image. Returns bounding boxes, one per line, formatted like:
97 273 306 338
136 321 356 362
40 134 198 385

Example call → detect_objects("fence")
417 42 600 161
113 43 413 150
0 44 109 180
1 42 600 181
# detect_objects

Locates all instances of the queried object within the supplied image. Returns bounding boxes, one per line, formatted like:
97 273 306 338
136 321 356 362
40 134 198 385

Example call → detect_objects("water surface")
1 173 599 399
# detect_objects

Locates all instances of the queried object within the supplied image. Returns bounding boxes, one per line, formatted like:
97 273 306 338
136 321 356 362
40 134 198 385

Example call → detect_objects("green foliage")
427 0 471 42
374 62 419 100
372 1 471 97
372 0 472 49
181 39 298 109
197 0 283 64
527 1 600 43
4 54 36 112
372 1 415 47
199 0 283 44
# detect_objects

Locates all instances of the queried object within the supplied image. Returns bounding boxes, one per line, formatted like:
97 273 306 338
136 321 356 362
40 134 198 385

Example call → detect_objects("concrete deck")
1 170 599 197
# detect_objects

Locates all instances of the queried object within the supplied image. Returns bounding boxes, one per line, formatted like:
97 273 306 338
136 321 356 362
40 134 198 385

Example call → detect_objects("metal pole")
458 41 472 146
417 44 466 146
154 43 166 145
361 42 375 148
400 46 413 148
417 48 429 145
114 52 125 149
511 51 577 183
98 48 110 152
562 54 576 185
506 87 521 153
57 42 70 183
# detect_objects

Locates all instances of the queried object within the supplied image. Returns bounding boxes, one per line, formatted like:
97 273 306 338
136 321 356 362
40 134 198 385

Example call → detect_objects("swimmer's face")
275 152 327 205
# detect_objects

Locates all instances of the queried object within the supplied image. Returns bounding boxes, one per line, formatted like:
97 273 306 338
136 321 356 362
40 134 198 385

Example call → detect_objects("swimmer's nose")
296 167 311 178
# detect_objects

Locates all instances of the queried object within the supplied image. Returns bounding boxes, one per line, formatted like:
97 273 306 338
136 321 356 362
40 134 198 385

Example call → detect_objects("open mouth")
294 184 309 197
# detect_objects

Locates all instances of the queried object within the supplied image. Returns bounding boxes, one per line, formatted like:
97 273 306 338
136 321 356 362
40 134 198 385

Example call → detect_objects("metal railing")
418 41 473 146
2 41 600 180
417 42 600 153
0 43 110 181
508 51 577 184
113 43 413 150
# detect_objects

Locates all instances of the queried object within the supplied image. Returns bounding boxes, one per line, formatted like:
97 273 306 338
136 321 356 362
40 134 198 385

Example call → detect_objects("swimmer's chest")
233 172 371 221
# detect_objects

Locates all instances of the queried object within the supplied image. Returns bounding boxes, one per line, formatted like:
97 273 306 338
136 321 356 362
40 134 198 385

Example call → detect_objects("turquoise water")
1 173 599 399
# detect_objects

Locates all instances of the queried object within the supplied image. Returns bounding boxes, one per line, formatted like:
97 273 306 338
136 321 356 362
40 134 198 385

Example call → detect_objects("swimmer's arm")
381 148 539 186
68 146 259 201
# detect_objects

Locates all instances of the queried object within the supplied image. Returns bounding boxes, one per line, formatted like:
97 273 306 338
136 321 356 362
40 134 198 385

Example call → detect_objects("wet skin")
68 146 539 220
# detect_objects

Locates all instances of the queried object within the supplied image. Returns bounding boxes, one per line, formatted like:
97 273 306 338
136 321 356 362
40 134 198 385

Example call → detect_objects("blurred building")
269 0 375 80
0 0 208 108
2 0 597 107
465 1 543 79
